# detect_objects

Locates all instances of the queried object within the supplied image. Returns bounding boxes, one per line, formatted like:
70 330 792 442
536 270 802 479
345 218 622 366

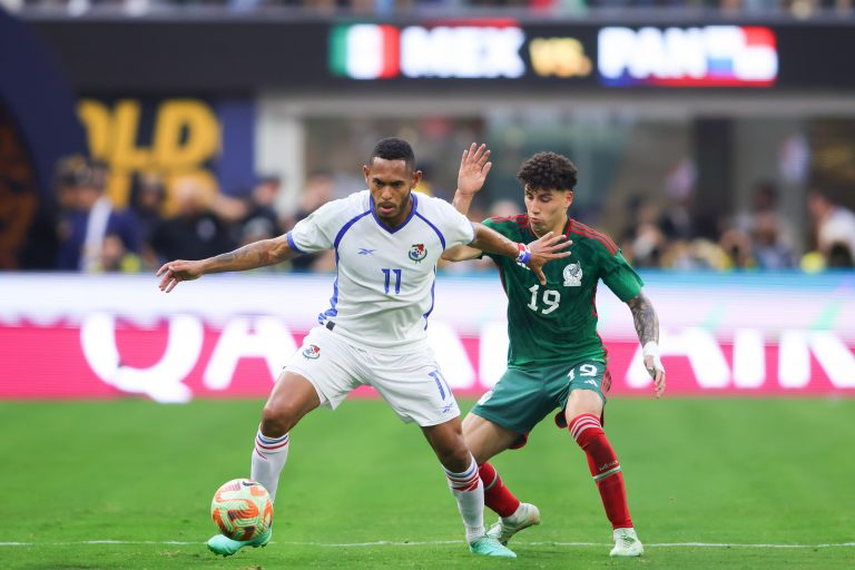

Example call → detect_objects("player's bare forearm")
158 235 296 292
451 192 476 217
441 243 482 262
468 224 570 285
468 223 518 259
627 291 667 397
627 292 659 346
444 193 483 261
205 236 294 273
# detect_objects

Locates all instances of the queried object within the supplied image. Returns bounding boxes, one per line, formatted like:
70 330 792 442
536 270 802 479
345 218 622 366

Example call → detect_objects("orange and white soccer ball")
210 479 274 541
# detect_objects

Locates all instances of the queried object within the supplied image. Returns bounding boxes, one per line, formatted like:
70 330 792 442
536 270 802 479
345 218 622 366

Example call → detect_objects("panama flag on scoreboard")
330 24 400 79
598 25 778 87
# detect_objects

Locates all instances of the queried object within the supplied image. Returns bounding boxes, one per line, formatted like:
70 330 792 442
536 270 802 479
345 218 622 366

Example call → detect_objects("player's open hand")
526 231 572 285
644 354 667 398
457 143 492 197
156 260 203 293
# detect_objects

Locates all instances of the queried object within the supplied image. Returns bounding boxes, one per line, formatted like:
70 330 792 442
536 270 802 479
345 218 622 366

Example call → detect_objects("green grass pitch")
1 397 853 569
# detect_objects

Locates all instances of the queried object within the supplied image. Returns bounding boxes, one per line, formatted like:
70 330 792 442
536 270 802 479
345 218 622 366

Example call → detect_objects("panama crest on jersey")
302 344 321 359
408 243 427 263
563 262 583 286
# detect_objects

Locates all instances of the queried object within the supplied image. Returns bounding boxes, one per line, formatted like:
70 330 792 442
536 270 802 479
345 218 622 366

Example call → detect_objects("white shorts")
284 325 460 427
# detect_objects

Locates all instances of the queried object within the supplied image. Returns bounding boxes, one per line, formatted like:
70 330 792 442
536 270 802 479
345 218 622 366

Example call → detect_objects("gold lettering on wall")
77 99 221 210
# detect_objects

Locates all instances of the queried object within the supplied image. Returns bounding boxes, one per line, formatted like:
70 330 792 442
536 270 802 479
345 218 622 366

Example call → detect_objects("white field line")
0 540 853 549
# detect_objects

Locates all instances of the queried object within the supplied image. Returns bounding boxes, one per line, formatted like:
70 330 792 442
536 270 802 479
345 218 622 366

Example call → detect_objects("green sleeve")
601 250 644 302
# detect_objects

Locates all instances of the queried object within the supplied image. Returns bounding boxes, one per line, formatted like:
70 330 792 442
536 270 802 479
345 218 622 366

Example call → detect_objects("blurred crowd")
618 181 855 271
52 155 339 274
5 0 853 16
49 154 855 275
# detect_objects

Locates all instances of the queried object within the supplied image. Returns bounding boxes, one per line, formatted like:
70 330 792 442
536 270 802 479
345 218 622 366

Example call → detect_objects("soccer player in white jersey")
157 138 570 559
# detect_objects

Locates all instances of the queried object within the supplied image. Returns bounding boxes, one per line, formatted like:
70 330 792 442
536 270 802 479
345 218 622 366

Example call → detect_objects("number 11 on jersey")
382 268 402 294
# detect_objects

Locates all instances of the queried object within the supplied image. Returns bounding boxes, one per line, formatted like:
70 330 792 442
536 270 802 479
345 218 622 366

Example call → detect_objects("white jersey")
287 191 475 352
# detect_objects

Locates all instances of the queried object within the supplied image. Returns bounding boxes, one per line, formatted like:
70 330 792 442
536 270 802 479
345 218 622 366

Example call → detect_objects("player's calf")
568 413 633 529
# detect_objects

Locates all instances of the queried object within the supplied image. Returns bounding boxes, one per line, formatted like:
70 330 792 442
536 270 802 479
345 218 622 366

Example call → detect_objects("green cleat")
206 528 272 557
469 535 517 558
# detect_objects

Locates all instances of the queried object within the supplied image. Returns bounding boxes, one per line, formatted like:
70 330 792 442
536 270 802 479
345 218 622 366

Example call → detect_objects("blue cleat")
206 528 272 557
469 535 517 558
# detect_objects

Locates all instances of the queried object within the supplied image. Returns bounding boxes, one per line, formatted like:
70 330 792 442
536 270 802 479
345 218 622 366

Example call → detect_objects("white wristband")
642 341 660 358
642 341 664 375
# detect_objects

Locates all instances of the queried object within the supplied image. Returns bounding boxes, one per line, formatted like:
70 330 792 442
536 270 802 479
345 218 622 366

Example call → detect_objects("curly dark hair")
370 137 415 170
517 152 577 191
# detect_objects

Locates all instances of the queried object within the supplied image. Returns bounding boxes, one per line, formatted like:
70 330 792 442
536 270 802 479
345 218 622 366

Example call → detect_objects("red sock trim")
446 460 480 492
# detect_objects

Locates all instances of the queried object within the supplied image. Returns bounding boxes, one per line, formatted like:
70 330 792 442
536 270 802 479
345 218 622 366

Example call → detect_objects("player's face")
524 186 573 237
364 158 422 227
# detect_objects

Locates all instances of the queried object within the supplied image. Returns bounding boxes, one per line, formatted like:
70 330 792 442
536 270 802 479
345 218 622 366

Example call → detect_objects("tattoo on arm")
627 292 659 346
211 240 284 271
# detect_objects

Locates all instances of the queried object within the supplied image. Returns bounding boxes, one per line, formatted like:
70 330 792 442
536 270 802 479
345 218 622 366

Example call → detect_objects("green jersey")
483 215 643 368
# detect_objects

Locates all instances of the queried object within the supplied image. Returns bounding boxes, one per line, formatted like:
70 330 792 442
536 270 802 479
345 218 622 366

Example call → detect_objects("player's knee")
564 390 604 421
439 441 473 473
260 400 301 436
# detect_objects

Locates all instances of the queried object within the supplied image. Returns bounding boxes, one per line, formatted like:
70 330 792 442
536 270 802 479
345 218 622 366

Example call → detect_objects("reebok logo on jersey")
563 262 583 286
358 248 376 255
408 243 427 263
302 344 321 359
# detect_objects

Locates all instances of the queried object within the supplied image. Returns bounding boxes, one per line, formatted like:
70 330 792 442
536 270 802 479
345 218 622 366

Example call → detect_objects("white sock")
444 455 485 543
250 428 290 503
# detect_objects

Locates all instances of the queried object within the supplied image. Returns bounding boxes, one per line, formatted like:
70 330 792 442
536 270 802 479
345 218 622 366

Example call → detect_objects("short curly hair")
517 152 577 191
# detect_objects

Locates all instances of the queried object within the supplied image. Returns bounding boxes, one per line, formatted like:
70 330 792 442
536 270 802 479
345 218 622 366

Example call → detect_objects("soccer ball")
210 478 274 541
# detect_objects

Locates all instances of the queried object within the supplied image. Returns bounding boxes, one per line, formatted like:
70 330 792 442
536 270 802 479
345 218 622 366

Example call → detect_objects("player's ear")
412 169 423 189
362 164 371 182
565 189 574 208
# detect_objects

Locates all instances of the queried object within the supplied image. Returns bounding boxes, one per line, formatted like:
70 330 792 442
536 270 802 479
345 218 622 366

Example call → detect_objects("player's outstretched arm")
469 224 570 284
442 143 493 263
156 234 296 293
626 292 666 398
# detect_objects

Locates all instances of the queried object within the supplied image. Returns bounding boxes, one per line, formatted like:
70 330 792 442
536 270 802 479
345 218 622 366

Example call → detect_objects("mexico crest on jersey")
563 262 583 287
408 243 427 263
302 344 321 359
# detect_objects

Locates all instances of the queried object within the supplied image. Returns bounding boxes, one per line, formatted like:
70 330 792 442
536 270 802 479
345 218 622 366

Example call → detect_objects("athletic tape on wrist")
642 341 660 358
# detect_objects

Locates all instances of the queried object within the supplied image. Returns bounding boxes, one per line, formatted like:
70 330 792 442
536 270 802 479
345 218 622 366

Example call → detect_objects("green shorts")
470 360 611 446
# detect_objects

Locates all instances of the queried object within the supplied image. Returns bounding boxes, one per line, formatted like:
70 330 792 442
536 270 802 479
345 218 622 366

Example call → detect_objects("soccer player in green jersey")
443 145 667 558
